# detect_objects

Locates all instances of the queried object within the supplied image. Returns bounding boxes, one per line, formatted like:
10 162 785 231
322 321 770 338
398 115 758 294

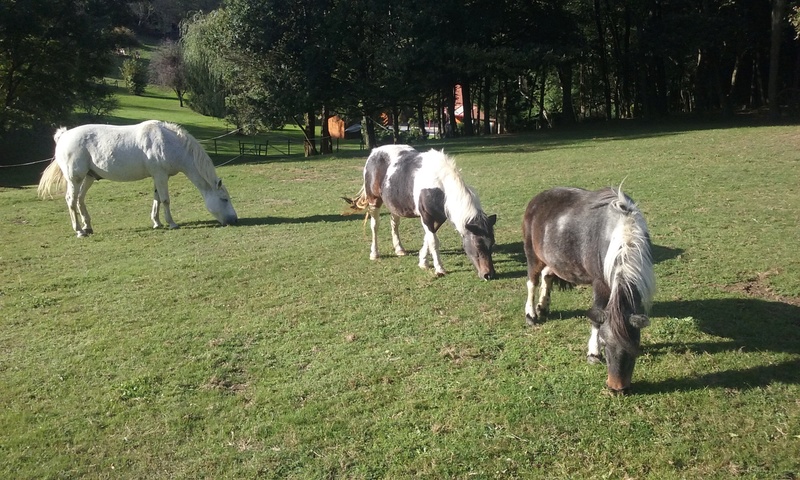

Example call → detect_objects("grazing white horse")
38 120 238 237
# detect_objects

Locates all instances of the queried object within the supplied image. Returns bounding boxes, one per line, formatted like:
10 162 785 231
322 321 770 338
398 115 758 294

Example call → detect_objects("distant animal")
344 144 496 280
522 186 656 394
37 120 237 237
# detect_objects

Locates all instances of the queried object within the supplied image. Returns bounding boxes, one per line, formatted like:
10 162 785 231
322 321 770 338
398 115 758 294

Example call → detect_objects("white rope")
0 157 54 168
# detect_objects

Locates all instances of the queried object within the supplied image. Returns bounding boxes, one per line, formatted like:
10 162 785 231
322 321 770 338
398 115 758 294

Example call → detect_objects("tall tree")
0 0 128 134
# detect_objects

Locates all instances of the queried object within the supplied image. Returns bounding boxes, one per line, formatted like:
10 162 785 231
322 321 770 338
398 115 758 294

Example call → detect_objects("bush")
120 58 148 95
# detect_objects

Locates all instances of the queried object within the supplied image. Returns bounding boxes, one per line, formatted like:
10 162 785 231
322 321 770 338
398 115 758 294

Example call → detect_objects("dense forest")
2 0 799 154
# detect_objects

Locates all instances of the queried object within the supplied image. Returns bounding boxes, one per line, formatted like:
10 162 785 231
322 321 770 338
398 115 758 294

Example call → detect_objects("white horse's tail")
603 188 656 313
53 127 68 143
37 159 65 199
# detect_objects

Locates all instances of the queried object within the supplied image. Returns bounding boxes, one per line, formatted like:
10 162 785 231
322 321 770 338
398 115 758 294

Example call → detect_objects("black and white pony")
522 186 656 393
345 145 497 280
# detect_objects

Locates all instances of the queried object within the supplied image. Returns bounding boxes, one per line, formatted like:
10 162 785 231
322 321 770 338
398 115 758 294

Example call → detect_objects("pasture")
1 119 799 478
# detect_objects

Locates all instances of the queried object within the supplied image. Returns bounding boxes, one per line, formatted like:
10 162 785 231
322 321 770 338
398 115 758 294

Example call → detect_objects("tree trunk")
593 0 612 120
391 105 400 143
320 105 332 154
363 114 377 149
445 86 457 137
556 62 576 125
416 100 427 138
462 82 474 136
769 0 786 120
304 110 318 157
483 76 492 135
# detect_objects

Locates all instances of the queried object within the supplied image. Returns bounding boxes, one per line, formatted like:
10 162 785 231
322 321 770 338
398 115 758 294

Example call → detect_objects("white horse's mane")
423 149 482 233
157 121 219 188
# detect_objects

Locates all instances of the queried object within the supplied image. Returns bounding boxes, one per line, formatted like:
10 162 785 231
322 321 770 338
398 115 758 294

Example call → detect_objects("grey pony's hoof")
525 313 542 326
587 354 604 365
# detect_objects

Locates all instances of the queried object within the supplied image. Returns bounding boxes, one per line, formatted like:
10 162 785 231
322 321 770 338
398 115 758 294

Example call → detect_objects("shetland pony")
345 145 496 279
38 120 237 236
522 186 656 393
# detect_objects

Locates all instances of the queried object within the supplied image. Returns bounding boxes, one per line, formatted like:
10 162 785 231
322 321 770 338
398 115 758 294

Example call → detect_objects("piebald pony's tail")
341 185 370 213
37 127 69 199
602 187 656 351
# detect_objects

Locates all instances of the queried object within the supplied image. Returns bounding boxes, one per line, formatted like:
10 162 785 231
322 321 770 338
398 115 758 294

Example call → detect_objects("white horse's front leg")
77 177 95 234
151 197 162 228
65 180 84 237
390 214 406 256
368 209 380 260
152 177 178 229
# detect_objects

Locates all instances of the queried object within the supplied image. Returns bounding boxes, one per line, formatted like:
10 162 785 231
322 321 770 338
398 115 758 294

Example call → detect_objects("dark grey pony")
345 145 496 280
522 186 656 393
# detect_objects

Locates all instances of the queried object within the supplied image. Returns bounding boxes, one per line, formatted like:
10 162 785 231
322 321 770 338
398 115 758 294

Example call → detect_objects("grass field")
1 94 799 477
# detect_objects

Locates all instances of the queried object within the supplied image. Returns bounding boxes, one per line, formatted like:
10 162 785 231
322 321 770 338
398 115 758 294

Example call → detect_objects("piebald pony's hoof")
525 313 541 326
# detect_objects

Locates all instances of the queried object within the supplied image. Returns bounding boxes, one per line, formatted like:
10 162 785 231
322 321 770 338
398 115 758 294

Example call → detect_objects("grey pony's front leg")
586 282 610 364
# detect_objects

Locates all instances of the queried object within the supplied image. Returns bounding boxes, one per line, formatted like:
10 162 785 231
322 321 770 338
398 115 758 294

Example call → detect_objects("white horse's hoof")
434 269 447 277
370 253 379 260
395 249 406 256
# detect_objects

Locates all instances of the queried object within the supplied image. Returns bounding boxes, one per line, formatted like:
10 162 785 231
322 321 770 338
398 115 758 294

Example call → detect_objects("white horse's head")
202 178 238 226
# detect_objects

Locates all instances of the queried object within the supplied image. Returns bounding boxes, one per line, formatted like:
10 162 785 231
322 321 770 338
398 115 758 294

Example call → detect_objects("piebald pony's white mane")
418 149 482 233
603 188 656 315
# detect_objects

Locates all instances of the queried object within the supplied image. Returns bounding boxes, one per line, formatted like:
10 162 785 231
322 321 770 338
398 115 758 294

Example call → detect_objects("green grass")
1 100 799 477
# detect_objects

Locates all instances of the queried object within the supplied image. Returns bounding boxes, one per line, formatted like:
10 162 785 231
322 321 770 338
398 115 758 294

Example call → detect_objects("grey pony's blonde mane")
602 187 656 314
158 122 219 188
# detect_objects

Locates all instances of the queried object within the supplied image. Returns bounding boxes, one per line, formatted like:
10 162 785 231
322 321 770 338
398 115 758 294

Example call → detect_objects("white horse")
38 120 238 237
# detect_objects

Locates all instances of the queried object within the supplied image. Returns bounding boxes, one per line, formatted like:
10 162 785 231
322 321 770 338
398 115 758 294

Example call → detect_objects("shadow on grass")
235 214 360 226
638 297 800 393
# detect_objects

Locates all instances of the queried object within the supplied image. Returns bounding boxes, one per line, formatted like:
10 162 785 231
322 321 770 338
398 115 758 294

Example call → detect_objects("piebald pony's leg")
152 175 178 229
76 176 95 234
419 223 445 276
368 207 380 260
390 214 406 256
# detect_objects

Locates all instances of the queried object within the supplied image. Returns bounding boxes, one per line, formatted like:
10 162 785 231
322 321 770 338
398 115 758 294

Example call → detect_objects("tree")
150 40 188 106
0 0 128 134
120 58 148 95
